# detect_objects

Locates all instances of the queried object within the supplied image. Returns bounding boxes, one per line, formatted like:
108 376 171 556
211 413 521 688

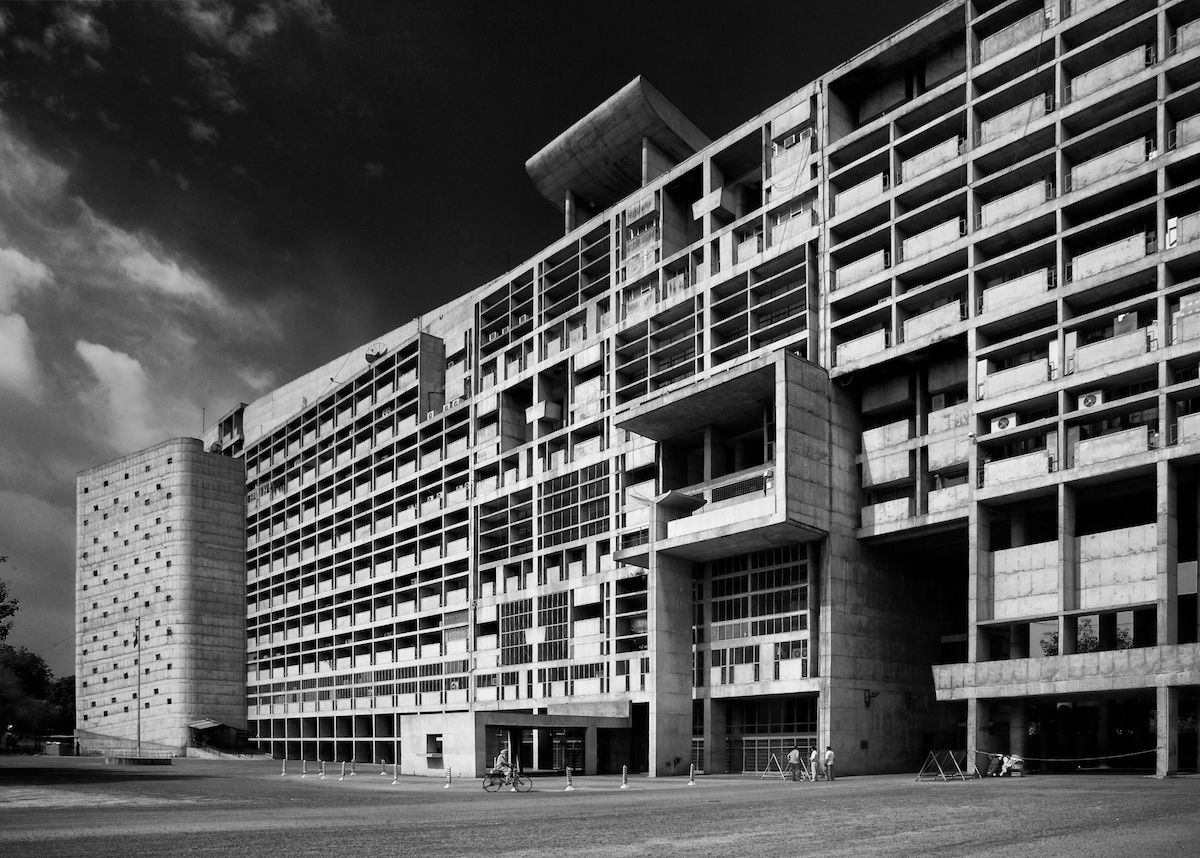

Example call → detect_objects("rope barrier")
972 747 1155 764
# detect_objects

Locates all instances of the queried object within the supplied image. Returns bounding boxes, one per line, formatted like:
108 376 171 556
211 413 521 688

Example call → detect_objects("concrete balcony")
980 268 1054 314
979 180 1052 228
1078 523 1157 611
979 94 1050 146
772 135 813 175
900 217 965 262
979 357 1051 399
834 248 889 290
664 470 777 541
1068 45 1152 103
862 417 912 452
1173 114 1200 150
1176 412 1200 444
1175 18 1200 54
928 402 971 434
1069 233 1151 282
575 341 604 370
928 482 970 514
933 643 1200 701
834 172 888 215
1168 212 1200 248
983 450 1054 487
1073 425 1154 467
736 233 763 265
992 539 1059 620
836 328 889 366
928 435 970 471
861 497 913 528
1070 327 1152 373
979 9 1046 62
862 450 911 486
900 136 964 183
625 192 657 223
1069 139 1151 193
903 300 964 342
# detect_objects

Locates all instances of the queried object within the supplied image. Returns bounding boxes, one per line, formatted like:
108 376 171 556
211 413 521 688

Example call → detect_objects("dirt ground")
1 757 1197 857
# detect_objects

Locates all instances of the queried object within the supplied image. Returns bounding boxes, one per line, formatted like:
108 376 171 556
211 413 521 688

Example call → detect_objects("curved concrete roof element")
525 76 710 213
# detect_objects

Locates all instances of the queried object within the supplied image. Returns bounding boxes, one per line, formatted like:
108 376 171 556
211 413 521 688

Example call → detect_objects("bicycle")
482 767 532 792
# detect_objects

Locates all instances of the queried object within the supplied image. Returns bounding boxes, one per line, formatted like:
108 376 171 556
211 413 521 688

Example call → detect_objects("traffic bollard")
564 766 574 791
320 761 326 780
687 763 695 786
443 766 452 788
301 759 308 778
339 761 346 781
392 762 399 785
280 758 287 776
620 764 629 789
380 759 386 776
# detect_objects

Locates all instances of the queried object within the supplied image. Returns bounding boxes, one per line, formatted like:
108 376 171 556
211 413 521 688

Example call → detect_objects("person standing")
786 745 801 781
824 745 836 782
809 746 822 781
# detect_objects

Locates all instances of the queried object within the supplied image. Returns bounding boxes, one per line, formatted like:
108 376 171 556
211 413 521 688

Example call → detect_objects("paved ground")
2 757 1198 857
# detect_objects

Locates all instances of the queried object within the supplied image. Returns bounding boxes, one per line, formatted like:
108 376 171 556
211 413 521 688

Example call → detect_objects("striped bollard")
280 758 287 776
379 759 386 776
564 766 575 791
301 759 308 778
320 761 326 780
443 766 452 788
687 763 695 786
350 761 356 777
339 761 346 781
392 762 399 785
619 765 629 789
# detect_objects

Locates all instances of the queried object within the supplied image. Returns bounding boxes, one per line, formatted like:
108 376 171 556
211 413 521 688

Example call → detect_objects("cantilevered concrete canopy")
526 76 710 212
615 363 775 443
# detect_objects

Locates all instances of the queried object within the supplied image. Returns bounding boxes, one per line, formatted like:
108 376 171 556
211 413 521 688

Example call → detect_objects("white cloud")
0 246 52 310
0 312 41 398
45 6 110 52
186 116 219 143
75 340 159 451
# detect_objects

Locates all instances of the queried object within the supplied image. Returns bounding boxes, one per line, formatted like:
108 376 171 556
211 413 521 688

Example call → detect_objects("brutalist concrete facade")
75 439 246 755
80 0 1200 776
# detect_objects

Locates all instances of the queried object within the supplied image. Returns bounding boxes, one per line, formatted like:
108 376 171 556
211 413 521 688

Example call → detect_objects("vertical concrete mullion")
1158 460 1178 645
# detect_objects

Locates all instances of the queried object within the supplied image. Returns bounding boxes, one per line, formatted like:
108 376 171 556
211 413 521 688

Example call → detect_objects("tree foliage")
0 557 17 642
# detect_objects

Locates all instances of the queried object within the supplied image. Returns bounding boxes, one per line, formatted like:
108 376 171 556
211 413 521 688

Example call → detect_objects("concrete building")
75 439 246 755
79 0 1200 775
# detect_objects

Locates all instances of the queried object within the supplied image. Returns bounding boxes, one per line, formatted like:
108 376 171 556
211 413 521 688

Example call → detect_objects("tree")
0 557 17 642
1039 618 1133 656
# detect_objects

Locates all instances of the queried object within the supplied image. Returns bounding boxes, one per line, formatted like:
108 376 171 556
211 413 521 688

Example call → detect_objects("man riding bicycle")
492 746 512 778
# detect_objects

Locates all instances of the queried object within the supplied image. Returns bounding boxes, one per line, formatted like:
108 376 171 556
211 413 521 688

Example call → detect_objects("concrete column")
1158 461 1178 645
584 724 598 775
1156 685 1179 778
1059 484 1078 613
968 506 991 662
647 550 694 777
966 697 989 775
1008 702 1027 757
702 697 728 774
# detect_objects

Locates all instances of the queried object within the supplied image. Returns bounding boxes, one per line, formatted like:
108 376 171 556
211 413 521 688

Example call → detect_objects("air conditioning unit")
1079 390 1105 409
451 398 463 407
991 413 1018 432
427 410 436 420
931 393 947 411
442 403 452 412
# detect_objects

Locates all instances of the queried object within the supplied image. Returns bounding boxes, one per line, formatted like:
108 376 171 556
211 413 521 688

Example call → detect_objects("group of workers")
785 745 836 782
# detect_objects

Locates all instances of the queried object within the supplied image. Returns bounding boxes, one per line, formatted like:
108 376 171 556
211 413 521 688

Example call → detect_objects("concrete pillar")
647 550 694 777
584 724 598 775
1060 484 1078 614
1097 700 1112 758
1008 702 1027 757
966 697 989 775
564 190 580 235
1156 685 1179 778
968 505 991 662
1158 461 1178 645
702 697 728 774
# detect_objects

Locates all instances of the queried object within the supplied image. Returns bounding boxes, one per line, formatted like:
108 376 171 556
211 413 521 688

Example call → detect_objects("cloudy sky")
0 0 938 675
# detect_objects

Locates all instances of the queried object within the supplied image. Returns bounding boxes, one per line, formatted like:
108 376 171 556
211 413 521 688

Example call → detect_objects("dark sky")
0 0 941 674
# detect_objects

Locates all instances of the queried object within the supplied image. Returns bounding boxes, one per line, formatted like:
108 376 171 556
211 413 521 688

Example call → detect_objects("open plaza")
1 757 1197 857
